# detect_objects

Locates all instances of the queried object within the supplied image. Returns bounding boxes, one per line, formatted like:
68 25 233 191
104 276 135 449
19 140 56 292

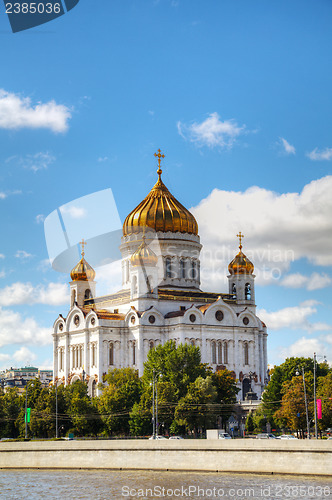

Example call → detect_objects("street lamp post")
151 370 156 438
296 367 310 439
25 382 28 439
55 380 58 439
313 353 318 440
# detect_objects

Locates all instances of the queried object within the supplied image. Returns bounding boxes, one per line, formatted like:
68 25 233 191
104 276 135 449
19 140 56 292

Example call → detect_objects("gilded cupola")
130 236 158 267
70 239 96 281
123 150 198 236
228 232 254 275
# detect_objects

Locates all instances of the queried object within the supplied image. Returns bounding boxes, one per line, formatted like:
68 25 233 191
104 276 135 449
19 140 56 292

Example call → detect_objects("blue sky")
0 0 331 371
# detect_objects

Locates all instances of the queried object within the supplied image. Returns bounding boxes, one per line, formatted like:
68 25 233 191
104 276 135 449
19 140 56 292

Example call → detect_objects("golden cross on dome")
79 238 87 257
237 232 244 250
154 149 165 178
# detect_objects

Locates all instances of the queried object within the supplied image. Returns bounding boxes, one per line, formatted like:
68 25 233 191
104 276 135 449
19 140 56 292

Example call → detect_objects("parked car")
149 435 168 440
277 434 298 439
256 433 276 439
169 436 184 440
218 432 232 439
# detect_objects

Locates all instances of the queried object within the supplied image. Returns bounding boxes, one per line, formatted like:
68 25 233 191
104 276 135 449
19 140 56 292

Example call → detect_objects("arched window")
244 343 249 365
92 343 96 367
165 257 172 278
217 342 222 364
211 341 216 364
232 283 236 296
191 339 195 346
224 342 228 364
84 289 91 301
245 283 251 300
109 343 114 365
59 348 64 371
149 340 154 350
180 259 186 279
132 341 136 365
191 260 196 279
91 380 96 398
72 347 75 369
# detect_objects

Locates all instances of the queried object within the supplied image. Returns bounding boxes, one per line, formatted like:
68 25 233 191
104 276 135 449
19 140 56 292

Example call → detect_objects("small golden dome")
70 239 96 281
123 150 198 236
130 237 158 267
228 232 254 275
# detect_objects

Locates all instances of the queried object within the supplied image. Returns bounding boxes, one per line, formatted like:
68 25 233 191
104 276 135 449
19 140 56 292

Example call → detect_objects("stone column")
64 333 69 385
137 329 144 377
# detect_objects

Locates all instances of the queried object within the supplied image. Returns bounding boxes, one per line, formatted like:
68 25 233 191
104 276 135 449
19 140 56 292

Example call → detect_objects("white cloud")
0 189 21 200
0 271 5 278
95 261 122 296
279 137 295 155
0 307 51 348
307 147 332 161
15 250 33 259
60 205 87 219
35 214 45 224
0 89 71 133
0 254 4 259
280 336 326 360
25 152 55 172
0 353 10 363
98 156 109 162
191 175 332 290
0 192 6 199
257 302 331 332
281 272 331 291
177 112 246 149
0 282 69 306
12 346 37 364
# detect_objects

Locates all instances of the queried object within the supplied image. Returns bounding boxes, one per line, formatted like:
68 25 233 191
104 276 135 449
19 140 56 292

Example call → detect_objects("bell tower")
69 239 96 308
228 232 255 306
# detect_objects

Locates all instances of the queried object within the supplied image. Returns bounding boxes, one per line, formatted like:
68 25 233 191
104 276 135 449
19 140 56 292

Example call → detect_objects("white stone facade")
53 227 268 400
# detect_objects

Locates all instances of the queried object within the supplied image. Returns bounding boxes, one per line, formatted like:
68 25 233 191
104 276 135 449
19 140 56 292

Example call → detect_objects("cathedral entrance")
242 378 250 400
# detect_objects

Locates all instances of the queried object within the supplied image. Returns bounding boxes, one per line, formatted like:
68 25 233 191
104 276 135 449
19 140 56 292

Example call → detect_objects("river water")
0 470 331 500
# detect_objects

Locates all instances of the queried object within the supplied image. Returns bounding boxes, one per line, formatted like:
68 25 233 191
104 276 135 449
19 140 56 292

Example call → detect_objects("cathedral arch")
245 283 251 300
109 343 114 366
71 374 80 384
211 341 216 364
242 378 250 400
223 342 228 364
217 341 222 364
244 342 249 365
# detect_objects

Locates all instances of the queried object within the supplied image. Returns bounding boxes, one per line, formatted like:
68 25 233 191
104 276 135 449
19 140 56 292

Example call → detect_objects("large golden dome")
123 150 198 236
70 240 96 281
228 232 254 275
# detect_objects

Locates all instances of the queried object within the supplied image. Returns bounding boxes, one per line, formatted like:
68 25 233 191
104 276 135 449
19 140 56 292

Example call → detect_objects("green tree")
245 411 255 433
143 340 208 399
174 376 217 436
262 357 328 421
64 380 101 436
316 372 332 432
0 387 22 438
211 369 239 429
98 368 142 436
274 374 313 437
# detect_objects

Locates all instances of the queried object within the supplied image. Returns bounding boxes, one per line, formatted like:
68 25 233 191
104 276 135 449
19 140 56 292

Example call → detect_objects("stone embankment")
0 439 331 476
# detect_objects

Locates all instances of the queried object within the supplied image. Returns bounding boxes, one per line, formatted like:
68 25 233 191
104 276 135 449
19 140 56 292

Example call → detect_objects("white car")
277 434 298 439
256 433 276 439
169 436 183 440
218 432 232 439
149 435 168 440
